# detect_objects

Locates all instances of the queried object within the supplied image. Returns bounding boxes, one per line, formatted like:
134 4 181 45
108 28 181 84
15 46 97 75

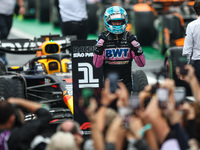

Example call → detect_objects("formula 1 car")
0 34 76 125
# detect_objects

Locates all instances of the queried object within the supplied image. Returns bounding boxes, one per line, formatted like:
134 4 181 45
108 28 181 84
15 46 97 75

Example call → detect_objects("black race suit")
93 31 146 92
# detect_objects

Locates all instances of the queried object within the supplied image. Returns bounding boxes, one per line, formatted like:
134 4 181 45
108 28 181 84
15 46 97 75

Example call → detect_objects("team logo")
105 48 129 58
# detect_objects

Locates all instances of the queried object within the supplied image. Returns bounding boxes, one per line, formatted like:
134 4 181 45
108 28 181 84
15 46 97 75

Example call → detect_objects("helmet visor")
107 14 126 25
106 14 125 21
110 14 124 20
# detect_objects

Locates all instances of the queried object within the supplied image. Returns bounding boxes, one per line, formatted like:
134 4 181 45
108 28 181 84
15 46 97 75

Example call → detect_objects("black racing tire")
0 60 6 75
0 77 25 100
132 70 148 93
153 16 167 54
36 0 50 22
164 47 183 79
23 0 36 19
165 47 183 74
164 47 192 96
134 11 157 46
50 0 60 28
87 3 99 34
159 14 184 54
163 14 184 41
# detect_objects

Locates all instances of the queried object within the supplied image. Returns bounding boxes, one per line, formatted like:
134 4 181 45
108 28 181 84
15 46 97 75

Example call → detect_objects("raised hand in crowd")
84 97 98 123
101 79 118 107
138 84 152 110
181 102 199 150
127 116 152 150
143 93 170 144
105 116 126 150
83 79 119 150
176 64 195 82
143 79 191 150
129 116 143 140
116 81 129 108
159 79 181 125
176 64 200 101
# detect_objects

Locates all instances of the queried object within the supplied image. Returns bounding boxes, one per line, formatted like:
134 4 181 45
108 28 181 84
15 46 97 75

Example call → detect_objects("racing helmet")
104 6 128 34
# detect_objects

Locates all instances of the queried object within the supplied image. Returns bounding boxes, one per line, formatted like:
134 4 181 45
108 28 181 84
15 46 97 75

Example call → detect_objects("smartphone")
129 94 140 110
174 86 186 108
107 72 119 93
156 88 169 109
118 106 132 129
82 88 94 108
177 56 188 75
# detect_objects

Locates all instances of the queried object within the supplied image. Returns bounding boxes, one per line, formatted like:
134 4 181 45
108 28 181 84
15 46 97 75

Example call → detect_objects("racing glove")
129 35 143 56
94 33 107 55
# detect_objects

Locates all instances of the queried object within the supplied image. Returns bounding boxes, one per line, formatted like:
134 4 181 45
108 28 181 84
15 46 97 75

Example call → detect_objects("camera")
106 72 119 93
118 93 140 129
118 106 132 129
156 86 186 109
174 86 186 108
129 93 140 111
177 56 188 75
156 88 169 109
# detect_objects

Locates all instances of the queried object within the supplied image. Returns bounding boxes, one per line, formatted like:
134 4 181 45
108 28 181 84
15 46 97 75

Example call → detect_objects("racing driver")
93 6 146 93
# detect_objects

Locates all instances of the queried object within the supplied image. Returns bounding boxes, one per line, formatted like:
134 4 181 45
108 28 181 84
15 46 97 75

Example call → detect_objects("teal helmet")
104 6 128 34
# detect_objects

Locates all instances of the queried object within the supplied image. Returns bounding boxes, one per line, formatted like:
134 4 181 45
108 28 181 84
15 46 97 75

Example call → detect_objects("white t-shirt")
183 16 200 61
161 139 181 150
0 0 16 15
58 0 88 22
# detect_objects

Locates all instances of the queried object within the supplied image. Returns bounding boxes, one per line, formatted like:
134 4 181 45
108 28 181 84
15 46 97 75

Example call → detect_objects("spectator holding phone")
176 64 200 148
182 0 200 82
83 80 152 150
176 64 200 101
93 6 145 93
141 79 190 149
181 102 199 149
82 80 126 150
0 98 52 150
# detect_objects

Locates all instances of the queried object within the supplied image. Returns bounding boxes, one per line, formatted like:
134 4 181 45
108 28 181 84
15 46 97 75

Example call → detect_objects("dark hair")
194 0 200 16
0 101 15 124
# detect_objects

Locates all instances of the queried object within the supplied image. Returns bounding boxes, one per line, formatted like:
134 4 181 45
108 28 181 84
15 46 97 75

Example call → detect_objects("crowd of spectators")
0 0 199 149
1 64 200 150
43 64 200 150
79 64 200 150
